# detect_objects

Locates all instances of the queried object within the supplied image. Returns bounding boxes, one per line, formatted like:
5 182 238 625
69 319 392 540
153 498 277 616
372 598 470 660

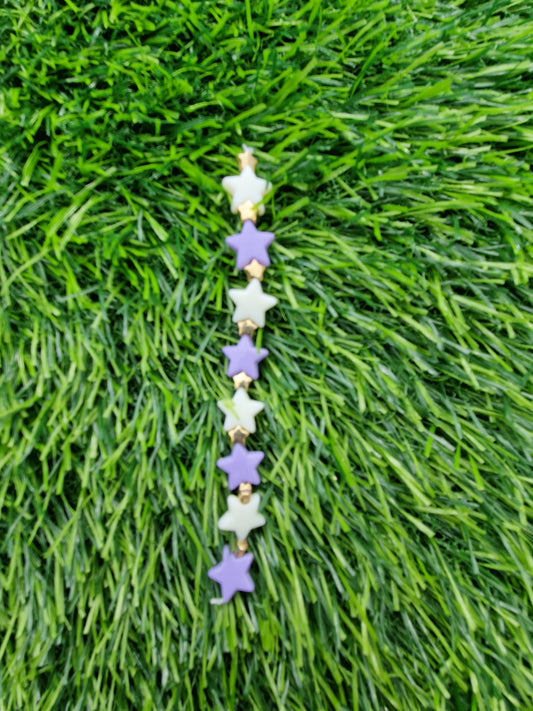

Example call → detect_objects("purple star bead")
225 220 275 270
208 545 255 603
216 442 264 490
222 334 268 380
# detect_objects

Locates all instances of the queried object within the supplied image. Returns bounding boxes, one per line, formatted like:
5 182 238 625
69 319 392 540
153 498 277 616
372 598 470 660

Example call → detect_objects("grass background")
1 0 533 709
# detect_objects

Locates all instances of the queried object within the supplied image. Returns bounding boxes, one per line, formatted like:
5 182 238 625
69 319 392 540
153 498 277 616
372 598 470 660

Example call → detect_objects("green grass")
1 0 533 708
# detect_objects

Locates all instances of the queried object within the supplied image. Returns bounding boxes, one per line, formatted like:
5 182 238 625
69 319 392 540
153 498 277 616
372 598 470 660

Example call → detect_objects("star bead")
225 221 275 270
233 372 253 389
218 492 266 540
222 165 272 216
222 334 268 380
237 200 258 223
229 278 277 328
217 388 264 433
238 318 258 337
238 144 258 172
208 545 255 603
216 442 264 490
244 260 266 281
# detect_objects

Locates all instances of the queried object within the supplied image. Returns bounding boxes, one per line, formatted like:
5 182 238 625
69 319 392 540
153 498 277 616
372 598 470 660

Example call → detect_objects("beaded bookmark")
208 145 276 605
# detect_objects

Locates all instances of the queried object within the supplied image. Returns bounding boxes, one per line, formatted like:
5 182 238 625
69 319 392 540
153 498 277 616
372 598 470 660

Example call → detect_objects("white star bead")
218 493 266 540
217 387 264 433
229 278 277 328
222 165 272 216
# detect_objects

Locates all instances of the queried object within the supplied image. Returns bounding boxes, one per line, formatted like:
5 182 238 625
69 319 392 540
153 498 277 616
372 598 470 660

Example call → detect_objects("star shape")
225 220 275 270
222 334 268 379
216 442 264 490
222 165 272 216
217 388 264 433
208 545 255 603
218 492 266 540
238 144 257 171
229 278 277 328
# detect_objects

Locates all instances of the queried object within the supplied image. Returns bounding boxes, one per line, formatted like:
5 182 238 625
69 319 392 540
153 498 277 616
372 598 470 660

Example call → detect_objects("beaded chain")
207 145 276 605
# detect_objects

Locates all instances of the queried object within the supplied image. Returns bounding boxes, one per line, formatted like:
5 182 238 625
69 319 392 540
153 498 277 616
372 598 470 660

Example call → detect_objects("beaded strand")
208 146 276 605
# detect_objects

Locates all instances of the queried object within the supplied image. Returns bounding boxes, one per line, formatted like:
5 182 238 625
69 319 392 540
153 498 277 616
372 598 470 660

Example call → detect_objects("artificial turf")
1 0 533 709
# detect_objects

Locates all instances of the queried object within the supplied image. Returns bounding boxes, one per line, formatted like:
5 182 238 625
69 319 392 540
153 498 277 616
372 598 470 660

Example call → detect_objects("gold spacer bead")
237 318 258 337
228 425 249 445
243 259 266 281
237 151 258 172
233 371 253 390
238 482 253 504
237 200 258 223
235 539 248 557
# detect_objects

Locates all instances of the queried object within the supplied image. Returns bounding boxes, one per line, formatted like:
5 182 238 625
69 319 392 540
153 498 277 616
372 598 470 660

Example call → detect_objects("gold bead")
233 371 253 390
235 539 248 557
237 200 258 223
238 482 252 504
228 425 249 445
243 259 266 281
237 150 258 172
237 318 258 337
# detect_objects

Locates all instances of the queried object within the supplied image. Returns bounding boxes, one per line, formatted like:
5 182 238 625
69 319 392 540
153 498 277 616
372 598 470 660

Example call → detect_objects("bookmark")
208 145 276 604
